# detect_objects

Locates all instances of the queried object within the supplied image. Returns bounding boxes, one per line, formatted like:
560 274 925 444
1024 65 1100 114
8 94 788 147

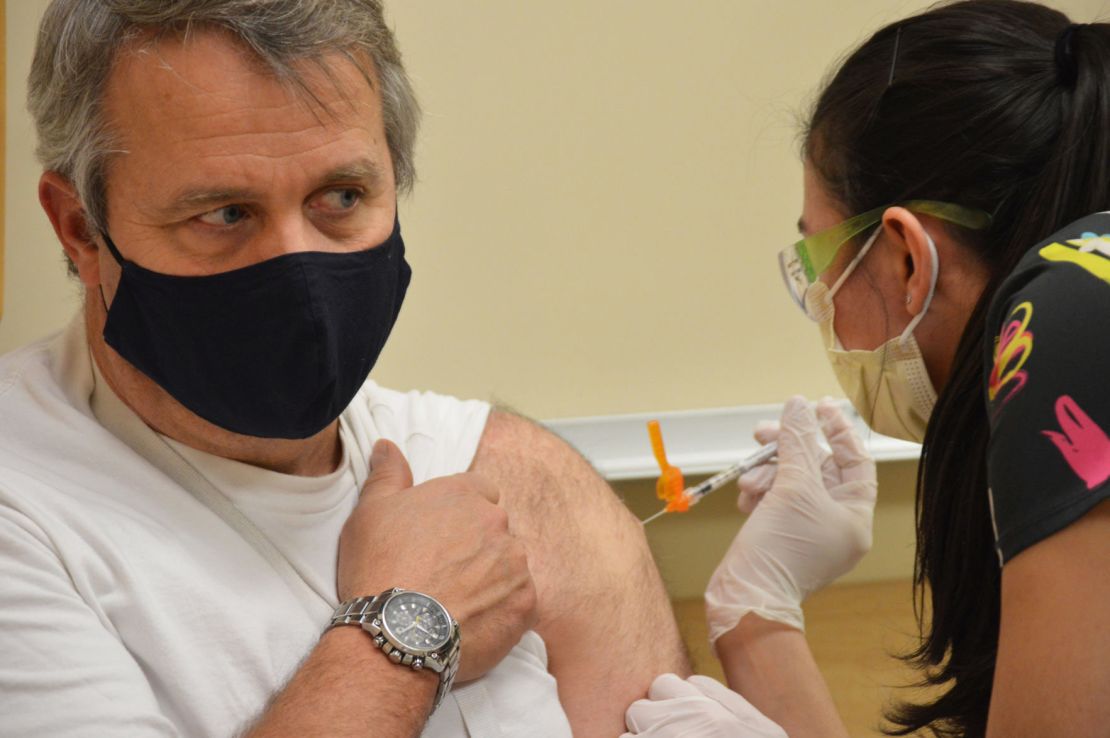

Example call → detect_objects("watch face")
382 592 452 653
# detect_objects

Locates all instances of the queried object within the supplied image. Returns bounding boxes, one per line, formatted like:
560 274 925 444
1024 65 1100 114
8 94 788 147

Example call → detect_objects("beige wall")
3 1 1107 594
2 0 81 348
4 0 1108 418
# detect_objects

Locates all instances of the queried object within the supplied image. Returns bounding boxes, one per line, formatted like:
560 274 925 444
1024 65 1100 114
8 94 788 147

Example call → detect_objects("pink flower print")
1042 395 1110 491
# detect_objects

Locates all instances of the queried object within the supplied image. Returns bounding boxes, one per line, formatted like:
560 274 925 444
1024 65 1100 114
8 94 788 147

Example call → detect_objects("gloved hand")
622 673 788 738
735 405 848 515
705 396 877 643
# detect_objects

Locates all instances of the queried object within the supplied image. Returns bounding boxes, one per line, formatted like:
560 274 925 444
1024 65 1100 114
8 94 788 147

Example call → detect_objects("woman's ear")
881 206 935 317
39 172 101 288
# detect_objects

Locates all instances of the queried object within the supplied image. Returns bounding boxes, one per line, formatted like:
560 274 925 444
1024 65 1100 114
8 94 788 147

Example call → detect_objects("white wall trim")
544 400 920 481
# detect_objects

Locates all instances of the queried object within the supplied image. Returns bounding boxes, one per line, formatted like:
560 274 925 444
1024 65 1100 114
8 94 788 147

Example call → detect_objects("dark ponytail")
803 3 1110 735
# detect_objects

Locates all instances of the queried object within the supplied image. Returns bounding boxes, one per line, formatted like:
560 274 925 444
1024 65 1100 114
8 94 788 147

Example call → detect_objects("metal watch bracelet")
328 592 460 712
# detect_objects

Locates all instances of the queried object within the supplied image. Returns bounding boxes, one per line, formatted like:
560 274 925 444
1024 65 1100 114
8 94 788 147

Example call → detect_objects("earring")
905 294 912 305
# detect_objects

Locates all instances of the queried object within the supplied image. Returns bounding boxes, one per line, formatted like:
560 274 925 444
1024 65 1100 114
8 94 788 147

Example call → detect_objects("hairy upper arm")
987 499 1110 738
470 409 689 737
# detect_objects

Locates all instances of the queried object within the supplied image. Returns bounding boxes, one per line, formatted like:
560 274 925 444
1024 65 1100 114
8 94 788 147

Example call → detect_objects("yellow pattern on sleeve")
1039 240 1110 286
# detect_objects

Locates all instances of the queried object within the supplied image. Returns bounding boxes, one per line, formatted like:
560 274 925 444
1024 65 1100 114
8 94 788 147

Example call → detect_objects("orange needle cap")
647 420 685 504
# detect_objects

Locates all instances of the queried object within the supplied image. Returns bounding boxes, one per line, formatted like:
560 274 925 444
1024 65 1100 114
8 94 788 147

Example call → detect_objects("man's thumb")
362 439 414 497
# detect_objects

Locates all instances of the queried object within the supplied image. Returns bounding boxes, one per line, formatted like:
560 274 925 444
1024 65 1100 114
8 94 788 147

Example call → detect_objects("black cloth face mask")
100 220 411 439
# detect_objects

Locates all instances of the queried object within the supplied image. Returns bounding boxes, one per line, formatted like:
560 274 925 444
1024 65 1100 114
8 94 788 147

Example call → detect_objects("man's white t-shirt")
0 317 572 737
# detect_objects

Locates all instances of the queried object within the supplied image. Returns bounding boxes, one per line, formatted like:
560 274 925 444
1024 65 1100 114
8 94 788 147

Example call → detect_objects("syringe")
641 442 778 525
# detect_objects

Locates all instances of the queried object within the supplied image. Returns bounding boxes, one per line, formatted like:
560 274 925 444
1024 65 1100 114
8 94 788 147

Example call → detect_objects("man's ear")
881 206 935 317
39 172 100 288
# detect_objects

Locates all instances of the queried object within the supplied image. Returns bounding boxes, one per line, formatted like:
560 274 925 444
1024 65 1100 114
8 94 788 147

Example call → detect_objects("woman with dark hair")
623 2 1110 736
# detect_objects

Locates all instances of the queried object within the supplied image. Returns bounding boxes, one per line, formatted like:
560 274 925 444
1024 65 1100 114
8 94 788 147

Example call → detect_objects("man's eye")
319 188 362 211
198 205 248 226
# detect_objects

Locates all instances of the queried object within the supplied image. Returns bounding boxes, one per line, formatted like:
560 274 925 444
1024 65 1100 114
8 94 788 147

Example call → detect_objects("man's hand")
338 439 537 682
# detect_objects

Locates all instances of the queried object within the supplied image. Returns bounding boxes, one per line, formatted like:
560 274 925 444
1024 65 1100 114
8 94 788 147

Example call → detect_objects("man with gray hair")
0 2 687 736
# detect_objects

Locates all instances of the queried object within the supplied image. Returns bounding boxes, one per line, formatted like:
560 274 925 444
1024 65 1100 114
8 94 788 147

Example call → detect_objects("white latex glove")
705 396 877 642
736 420 781 514
735 416 842 514
622 673 788 738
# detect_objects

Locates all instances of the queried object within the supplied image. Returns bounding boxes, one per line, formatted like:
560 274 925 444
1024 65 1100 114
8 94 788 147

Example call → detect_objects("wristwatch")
329 588 461 712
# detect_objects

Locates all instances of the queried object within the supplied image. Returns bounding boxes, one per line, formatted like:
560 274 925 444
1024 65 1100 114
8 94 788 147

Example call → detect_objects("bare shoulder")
471 408 564 467
470 408 640 530
469 408 641 556
471 408 588 474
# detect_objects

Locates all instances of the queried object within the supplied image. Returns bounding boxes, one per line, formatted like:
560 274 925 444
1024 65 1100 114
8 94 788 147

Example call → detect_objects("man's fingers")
421 471 501 506
466 472 501 505
361 439 414 498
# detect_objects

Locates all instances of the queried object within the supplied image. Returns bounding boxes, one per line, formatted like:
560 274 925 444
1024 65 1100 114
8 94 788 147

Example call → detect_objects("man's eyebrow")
318 158 387 187
161 187 258 218
158 159 388 218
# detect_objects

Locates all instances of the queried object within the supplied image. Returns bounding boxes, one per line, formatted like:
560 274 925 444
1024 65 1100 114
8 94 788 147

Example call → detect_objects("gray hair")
28 0 420 246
